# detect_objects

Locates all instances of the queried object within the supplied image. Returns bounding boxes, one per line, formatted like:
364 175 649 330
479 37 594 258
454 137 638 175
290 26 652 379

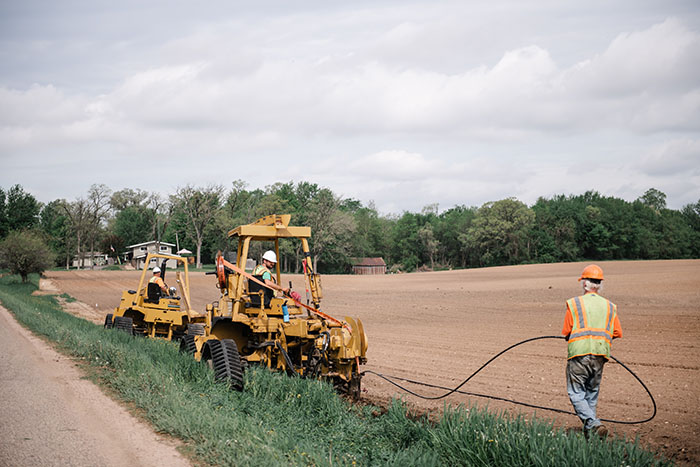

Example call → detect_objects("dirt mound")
46 259 700 465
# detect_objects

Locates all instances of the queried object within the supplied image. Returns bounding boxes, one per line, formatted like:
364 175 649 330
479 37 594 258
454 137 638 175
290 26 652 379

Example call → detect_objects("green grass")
59 292 77 302
0 273 668 467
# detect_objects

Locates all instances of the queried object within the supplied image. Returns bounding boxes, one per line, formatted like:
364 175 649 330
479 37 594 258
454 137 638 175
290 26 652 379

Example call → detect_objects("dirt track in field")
46 259 700 465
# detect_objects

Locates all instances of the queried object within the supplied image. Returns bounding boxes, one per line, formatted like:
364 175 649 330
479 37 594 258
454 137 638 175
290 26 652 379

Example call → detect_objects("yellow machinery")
106 253 206 339
181 215 368 398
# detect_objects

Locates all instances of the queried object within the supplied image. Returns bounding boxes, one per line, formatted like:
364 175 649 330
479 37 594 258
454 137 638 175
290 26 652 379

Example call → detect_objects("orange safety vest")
566 293 617 360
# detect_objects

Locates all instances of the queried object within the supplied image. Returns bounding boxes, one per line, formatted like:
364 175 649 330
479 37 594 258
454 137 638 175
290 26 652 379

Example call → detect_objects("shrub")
0 230 55 282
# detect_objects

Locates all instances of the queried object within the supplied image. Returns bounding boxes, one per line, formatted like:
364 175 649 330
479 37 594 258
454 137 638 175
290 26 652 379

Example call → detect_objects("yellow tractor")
105 253 206 340
181 215 368 398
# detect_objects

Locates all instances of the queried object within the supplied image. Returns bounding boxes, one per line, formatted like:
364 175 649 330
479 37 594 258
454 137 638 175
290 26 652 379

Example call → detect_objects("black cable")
362 335 656 425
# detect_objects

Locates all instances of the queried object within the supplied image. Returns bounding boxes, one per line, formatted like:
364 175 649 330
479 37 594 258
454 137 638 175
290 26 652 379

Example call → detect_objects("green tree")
637 188 667 213
391 213 422 271
465 198 535 266
114 205 153 246
418 223 439 269
0 230 56 282
0 184 41 237
351 203 392 261
0 188 6 238
531 195 581 262
110 188 150 211
681 199 700 256
306 188 355 272
40 200 70 267
434 205 476 268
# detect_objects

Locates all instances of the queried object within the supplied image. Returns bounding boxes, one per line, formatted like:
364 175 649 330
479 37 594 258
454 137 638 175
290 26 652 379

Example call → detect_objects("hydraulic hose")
362 335 656 425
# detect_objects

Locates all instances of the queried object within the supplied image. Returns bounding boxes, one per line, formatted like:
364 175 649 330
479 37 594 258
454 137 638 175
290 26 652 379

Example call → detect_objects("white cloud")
639 139 700 176
1 6 699 210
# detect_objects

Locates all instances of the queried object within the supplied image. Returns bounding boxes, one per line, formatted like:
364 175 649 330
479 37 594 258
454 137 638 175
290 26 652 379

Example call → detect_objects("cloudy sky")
1 1 699 214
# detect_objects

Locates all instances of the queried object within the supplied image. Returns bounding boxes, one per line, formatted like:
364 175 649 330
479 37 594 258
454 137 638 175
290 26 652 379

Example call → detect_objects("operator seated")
146 266 168 303
248 275 274 308
247 250 294 309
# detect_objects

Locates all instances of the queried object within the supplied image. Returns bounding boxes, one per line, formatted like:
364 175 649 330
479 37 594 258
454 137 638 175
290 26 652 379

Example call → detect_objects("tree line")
1 182 698 276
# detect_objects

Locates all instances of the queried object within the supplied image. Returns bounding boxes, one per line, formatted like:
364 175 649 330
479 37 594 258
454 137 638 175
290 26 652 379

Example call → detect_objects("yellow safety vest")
253 264 275 282
566 293 617 360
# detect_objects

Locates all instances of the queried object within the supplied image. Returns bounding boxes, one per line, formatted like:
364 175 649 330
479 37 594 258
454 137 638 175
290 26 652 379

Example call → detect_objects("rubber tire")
204 339 244 391
180 334 197 354
113 316 134 335
187 323 205 336
104 313 113 329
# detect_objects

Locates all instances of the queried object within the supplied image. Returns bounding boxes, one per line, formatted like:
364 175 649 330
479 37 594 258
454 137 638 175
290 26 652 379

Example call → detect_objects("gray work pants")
566 354 607 430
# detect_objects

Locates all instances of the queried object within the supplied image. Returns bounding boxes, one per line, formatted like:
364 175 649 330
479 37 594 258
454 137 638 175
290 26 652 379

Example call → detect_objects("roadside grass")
0 273 668 467
59 292 77 302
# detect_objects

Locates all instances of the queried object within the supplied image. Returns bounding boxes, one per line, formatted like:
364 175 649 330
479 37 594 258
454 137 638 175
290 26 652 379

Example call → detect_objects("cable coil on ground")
362 335 656 425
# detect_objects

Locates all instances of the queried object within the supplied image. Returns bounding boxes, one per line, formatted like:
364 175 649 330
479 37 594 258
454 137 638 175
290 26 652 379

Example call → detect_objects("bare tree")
61 198 90 269
418 224 439 269
172 185 223 268
146 193 172 250
86 184 112 269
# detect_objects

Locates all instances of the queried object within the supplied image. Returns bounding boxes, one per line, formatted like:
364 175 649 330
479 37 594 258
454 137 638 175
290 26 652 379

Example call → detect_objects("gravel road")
0 305 190 467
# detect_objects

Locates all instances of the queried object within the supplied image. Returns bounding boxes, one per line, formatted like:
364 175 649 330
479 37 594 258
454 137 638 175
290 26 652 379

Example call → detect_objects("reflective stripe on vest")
253 265 275 282
566 293 616 360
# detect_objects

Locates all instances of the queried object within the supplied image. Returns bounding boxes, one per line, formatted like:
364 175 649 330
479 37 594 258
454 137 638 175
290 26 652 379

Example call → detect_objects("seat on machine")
146 282 161 303
247 275 273 308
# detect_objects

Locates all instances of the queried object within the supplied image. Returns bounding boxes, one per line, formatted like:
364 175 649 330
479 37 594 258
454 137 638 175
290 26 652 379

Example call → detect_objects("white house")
71 252 111 268
125 241 178 269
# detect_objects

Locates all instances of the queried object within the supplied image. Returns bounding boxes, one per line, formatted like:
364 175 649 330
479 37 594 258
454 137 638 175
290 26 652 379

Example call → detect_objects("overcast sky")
1 1 699 214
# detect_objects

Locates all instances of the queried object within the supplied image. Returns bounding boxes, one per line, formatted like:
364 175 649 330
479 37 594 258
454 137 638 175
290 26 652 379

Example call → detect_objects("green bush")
0 273 668 466
0 230 55 282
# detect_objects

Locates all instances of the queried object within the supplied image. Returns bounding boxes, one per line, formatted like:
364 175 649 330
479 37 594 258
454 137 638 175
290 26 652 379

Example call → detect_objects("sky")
1 0 699 214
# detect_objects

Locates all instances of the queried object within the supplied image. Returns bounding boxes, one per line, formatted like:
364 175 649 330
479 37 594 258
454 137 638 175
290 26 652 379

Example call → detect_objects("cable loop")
363 335 656 425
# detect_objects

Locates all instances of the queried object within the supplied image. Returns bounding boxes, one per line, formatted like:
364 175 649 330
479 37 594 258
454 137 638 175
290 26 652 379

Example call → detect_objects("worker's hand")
289 291 302 302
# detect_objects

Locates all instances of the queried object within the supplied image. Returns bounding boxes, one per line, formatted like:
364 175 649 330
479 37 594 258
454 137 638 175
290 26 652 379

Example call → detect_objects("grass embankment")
0 273 667 466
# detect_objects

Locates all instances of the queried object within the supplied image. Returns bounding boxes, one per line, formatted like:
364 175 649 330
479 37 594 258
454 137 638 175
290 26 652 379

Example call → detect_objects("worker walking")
562 264 622 438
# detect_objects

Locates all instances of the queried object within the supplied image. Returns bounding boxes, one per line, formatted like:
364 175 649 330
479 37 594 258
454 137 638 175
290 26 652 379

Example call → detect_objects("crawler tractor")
106 253 206 339
182 215 368 398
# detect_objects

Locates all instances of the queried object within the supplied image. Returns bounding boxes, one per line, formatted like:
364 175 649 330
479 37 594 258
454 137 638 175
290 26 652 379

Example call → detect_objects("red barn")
351 257 386 275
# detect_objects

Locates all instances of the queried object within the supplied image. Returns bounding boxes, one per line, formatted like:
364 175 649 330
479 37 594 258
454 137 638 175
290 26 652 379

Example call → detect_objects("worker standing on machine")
253 250 293 296
562 264 622 438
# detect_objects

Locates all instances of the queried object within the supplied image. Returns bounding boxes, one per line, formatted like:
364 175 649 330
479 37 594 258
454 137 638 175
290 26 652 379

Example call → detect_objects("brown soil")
46 259 700 465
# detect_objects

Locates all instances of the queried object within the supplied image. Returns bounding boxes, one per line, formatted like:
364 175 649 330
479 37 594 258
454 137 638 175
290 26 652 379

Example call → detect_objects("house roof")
126 240 176 249
351 257 386 267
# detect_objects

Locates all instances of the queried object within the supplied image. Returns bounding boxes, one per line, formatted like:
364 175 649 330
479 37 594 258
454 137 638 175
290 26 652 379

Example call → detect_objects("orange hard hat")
579 264 604 281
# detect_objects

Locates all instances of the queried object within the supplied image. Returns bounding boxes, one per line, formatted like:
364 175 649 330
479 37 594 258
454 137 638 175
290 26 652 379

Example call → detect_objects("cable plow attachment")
363 335 656 425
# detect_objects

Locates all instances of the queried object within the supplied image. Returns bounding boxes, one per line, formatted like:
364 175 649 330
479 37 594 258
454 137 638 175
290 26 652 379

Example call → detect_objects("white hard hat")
153 266 161 273
262 250 277 263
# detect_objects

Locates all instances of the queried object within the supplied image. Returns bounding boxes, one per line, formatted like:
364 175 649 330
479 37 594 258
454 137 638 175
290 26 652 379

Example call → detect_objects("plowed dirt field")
46 259 700 465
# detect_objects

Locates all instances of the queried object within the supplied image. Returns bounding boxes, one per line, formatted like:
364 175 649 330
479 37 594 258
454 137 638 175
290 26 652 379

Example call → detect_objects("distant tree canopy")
3 182 698 273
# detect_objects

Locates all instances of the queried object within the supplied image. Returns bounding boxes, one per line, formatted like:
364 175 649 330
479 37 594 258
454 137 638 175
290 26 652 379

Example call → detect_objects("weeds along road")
0 305 190 467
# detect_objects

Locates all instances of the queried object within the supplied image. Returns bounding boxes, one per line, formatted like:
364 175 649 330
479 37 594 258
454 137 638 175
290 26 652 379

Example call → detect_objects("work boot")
594 425 609 437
